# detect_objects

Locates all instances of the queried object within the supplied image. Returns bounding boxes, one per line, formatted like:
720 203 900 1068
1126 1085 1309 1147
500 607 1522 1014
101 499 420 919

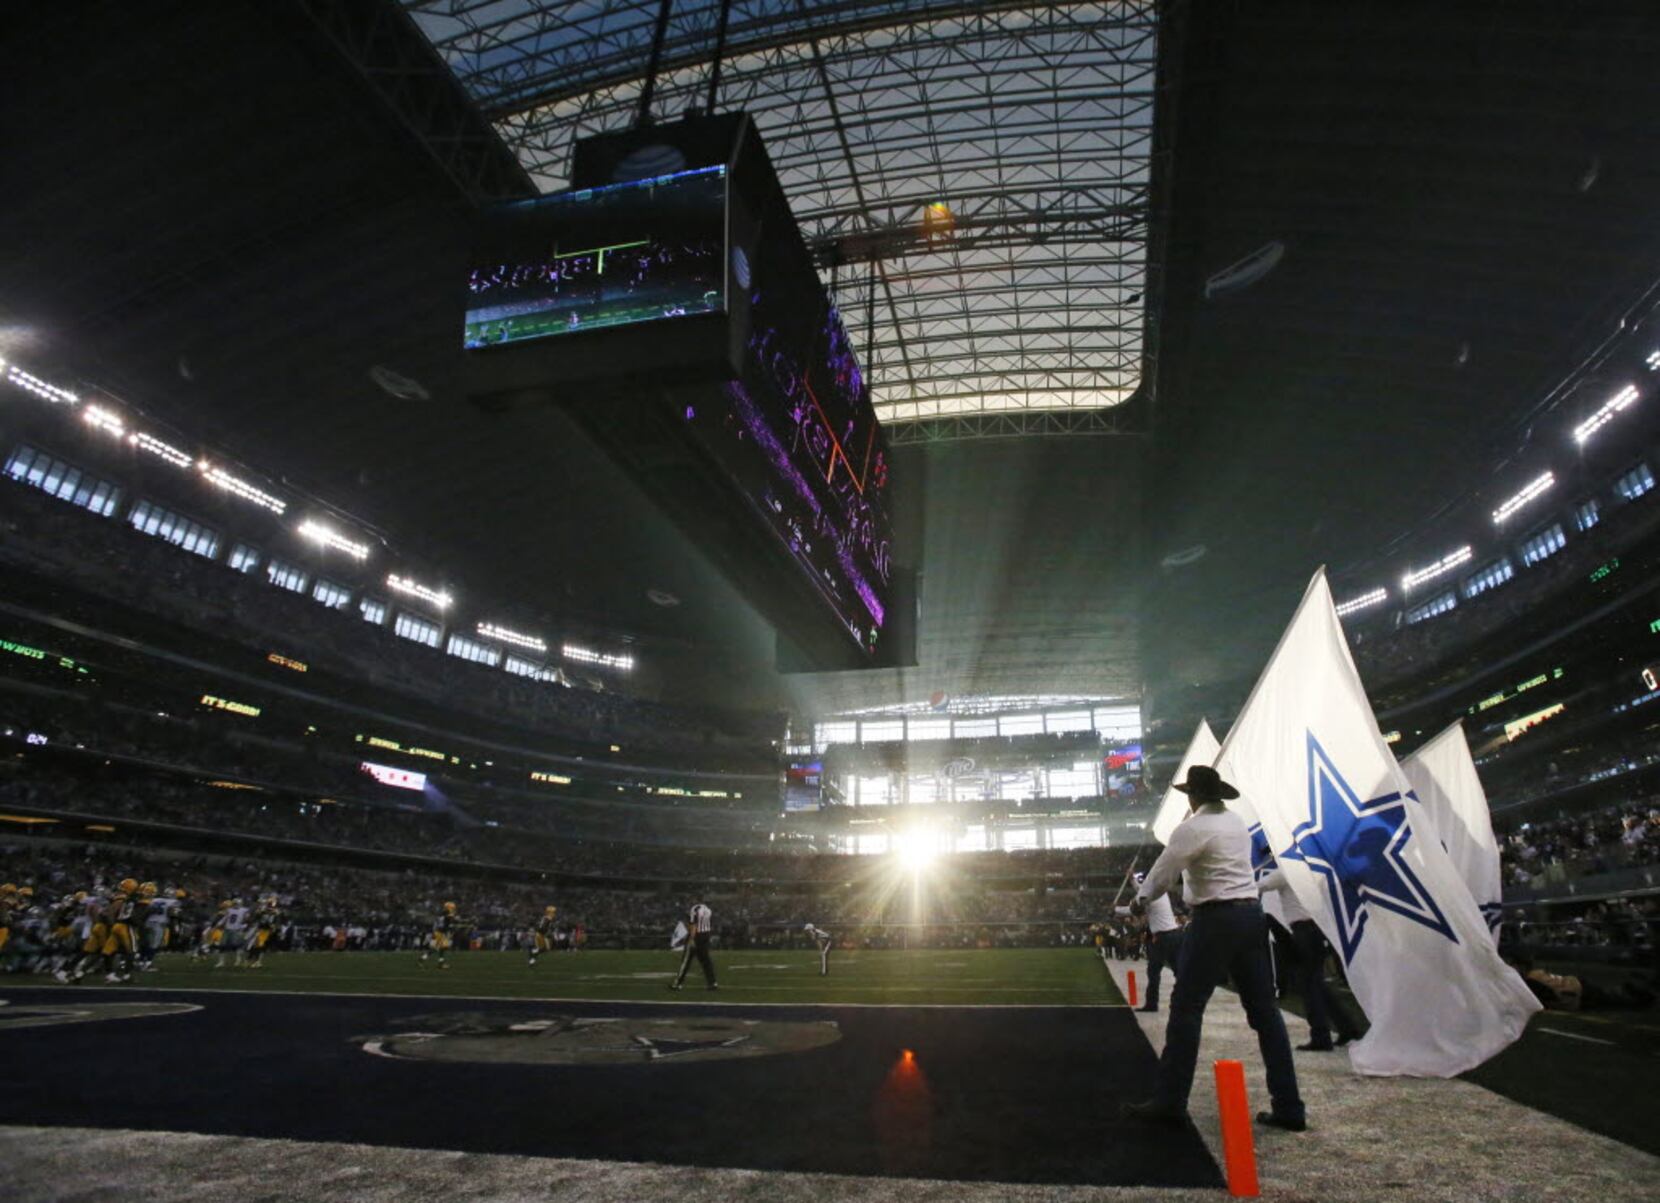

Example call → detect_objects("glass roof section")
403 1 1156 428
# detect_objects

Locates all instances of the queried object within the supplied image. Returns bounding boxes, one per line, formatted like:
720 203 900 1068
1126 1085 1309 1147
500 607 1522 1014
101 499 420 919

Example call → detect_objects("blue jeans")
1150 900 1304 1122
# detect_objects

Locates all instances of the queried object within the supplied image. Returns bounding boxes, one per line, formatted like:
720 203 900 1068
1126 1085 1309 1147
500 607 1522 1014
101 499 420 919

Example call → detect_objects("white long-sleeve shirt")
1144 892 1179 934
1255 866 1313 925
1137 803 1258 907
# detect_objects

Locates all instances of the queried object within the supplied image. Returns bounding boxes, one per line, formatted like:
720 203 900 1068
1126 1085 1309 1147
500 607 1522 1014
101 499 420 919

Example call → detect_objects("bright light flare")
1574 384 1639 445
298 519 371 561
1492 471 1555 524
1334 587 1388 618
892 830 939 873
387 573 452 610
82 404 125 437
200 461 287 513
1401 546 1472 592
6 365 78 405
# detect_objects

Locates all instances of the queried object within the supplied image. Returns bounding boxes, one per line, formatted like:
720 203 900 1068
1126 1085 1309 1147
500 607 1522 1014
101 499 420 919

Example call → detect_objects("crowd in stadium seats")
0 479 782 768
1506 896 1660 956
1498 799 1660 889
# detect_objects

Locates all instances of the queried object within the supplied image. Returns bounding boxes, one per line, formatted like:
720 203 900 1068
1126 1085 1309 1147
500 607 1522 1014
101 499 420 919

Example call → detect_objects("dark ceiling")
1143 0 1660 727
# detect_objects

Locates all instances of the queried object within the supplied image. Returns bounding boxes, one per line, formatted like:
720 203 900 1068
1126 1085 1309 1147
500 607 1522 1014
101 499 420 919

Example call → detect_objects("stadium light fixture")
562 643 634 672
297 519 370 561
387 573 452 610
199 461 287 514
1573 384 1639 445
1334 587 1388 618
1646 350 1660 371
1491 471 1555 524
81 404 125 438
478 622 546 653
1401 546 1473 592
129 431 193 469
6 364 78 405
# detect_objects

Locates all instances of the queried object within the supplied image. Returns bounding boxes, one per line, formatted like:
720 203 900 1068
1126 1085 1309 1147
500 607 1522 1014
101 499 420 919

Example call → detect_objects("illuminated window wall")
814 702 1140 751
5 445 120 517
824 819 1112 855
265 558 308 594
312 578 352 610
129 500 219 560
228 542 261 574
446 632 502 667
393 611 442 648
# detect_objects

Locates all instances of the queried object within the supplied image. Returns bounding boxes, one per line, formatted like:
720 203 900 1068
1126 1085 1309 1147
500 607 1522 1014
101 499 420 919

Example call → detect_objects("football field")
79 946 1128 1007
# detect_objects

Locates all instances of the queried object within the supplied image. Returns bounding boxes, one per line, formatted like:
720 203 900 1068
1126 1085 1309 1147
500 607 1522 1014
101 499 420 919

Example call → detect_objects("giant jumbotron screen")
465 114 902 669
463 166 727 349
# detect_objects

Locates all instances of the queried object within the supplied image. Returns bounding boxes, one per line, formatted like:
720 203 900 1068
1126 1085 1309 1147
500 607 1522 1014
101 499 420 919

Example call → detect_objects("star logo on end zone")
358 1012 842 1066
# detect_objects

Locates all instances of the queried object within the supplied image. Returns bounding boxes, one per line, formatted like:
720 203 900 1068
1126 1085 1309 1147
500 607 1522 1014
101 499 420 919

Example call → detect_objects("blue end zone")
0 988 1221 1188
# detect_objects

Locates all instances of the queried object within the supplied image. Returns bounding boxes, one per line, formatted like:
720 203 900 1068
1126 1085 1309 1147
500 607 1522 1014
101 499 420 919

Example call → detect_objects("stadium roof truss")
400 0 1157 436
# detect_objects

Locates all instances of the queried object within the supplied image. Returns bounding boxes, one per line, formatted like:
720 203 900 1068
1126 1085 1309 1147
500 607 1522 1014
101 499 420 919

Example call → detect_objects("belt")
1194 898 1260 911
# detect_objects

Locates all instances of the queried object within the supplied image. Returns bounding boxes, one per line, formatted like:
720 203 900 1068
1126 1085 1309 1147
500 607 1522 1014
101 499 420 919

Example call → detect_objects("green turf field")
57 947 1127 1007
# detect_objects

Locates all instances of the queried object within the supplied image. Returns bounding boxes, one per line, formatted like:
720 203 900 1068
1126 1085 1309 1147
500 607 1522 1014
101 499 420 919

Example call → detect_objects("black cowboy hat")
1173 764 1239 801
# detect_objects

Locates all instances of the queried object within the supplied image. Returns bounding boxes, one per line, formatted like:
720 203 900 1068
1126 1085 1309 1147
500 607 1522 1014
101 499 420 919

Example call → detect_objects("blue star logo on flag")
1280 732 1458 964
1246 823 1275 881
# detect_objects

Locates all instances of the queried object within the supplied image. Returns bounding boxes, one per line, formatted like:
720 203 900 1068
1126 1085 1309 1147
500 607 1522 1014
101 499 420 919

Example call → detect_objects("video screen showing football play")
2 4 1658 1202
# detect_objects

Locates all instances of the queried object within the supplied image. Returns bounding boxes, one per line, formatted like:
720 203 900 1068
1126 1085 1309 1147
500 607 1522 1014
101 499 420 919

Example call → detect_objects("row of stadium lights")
1333 356 1660 618
0 357 633 673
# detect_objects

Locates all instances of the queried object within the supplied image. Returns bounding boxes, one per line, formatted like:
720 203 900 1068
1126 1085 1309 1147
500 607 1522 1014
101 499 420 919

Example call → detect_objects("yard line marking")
1537 1027 1615 1045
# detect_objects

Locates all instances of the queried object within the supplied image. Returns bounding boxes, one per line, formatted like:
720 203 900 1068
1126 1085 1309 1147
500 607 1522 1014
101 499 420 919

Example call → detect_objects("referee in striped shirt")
671 901 718 990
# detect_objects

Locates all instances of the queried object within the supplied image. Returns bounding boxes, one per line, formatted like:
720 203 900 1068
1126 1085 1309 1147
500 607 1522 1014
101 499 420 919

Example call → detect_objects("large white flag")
1400 721 1503 937
1215 569 1539 1077
1152 720 1220 845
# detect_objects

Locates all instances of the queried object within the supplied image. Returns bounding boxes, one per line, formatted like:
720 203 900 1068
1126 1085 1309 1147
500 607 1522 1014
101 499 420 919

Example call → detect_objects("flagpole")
1110 846 1145 911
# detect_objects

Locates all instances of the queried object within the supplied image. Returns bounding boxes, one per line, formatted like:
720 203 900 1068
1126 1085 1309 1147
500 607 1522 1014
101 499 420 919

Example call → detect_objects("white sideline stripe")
0 982 1129 1011
1537 1027 1616 1046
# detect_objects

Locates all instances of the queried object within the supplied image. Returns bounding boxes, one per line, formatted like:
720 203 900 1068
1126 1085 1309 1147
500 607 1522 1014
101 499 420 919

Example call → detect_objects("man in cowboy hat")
1121 765 1306 1132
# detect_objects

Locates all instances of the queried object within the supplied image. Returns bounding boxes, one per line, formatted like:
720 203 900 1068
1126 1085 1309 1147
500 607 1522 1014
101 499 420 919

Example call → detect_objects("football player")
219 897 251 967
6 888 46 972
0 884 17 966
99 878 144 982
244 895 281 969
421 901 461 969
528 905 557 967
67 889 105 981
48 892 82 980
803 922 835 977
0 885 36 971
136 883 163 969
197 899 232 962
